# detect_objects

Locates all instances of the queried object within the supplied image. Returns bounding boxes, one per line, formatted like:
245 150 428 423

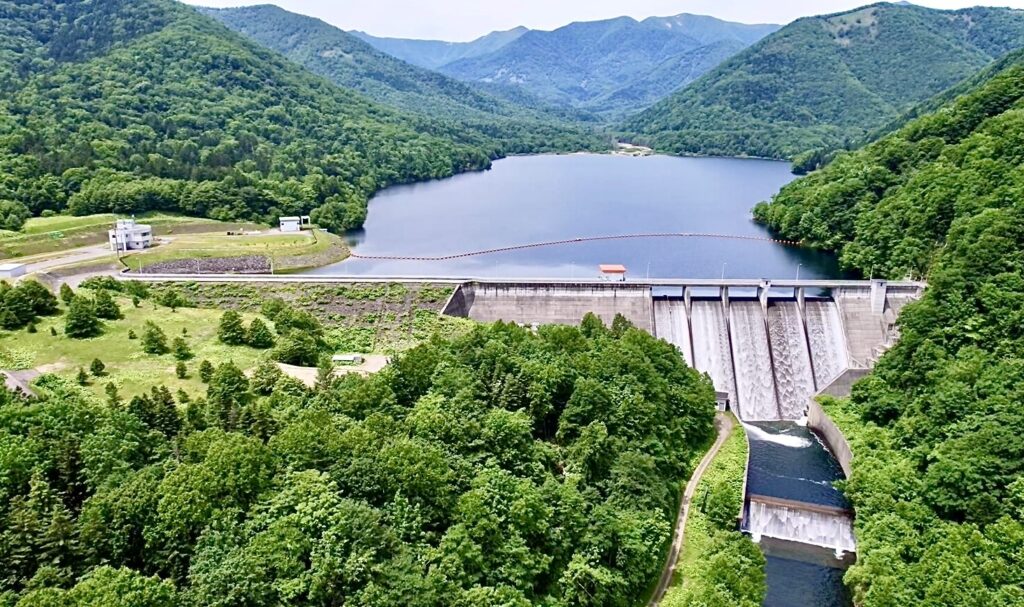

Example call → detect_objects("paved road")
648 412 736 606
16 244 116 275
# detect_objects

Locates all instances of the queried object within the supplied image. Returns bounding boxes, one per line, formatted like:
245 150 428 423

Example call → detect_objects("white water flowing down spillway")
689 301 736 406
653 301 693 366
747 501 856 555
767 302 817 419
730 301 780 421
804 301 850 389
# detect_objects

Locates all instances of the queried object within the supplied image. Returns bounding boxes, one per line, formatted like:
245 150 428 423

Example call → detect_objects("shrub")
64 296 101 339
199 360 214 383
218 310 246 345
94 290 122 320
273 333 321 367
90 358 106 377
172 336 193 361
141 321 168 355
246 318 275 349
176 361 188 379
76 368 88 386
49 326 57 336
59 283 74 304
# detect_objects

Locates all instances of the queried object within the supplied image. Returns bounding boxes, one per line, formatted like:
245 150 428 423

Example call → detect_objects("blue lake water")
308 154 842 279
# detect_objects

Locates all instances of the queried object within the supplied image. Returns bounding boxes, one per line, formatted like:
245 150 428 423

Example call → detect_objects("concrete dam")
443 278 924 558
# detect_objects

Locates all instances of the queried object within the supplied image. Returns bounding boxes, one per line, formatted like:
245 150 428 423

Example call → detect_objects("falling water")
804 301 850 388
653 300 693 366
729 301 779 421
747 501 856 554
689 300 737 409
767 302 816 419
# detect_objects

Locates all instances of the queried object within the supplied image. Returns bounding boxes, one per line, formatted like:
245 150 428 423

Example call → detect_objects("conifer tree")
64 296 100 339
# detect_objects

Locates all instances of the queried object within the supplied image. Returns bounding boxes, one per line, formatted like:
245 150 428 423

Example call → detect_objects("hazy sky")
188 0 1024 41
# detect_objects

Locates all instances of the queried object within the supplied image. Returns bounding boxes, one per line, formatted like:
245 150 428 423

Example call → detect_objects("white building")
280 215 311 233
108 219 153 252
0 263 26 279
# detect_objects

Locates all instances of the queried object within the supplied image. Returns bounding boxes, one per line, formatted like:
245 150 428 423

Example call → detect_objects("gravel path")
648 412 736 606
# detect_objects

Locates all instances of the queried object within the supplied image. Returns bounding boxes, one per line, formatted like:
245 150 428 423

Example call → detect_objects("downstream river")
309 154 842 279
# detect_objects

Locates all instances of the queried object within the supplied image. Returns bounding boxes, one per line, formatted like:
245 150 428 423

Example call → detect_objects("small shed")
0 263 26 279
332 354 364 366
280 215 311 233
599 264 627 281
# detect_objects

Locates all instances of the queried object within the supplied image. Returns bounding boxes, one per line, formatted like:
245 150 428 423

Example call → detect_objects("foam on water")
744 422 813 448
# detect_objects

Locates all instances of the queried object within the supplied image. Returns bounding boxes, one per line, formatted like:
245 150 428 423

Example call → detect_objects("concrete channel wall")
448 282 655 333
805 369 870 478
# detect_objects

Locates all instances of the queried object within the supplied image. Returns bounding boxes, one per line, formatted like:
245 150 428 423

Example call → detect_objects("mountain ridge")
625 2 1024 159
203 5 606 155
355 13 778 119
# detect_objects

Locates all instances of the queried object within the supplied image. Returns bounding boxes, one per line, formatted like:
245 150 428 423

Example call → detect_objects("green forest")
0 0 546 234
753 46 1024 606
0 316 716 606
202 5 606 154
624 3 1024 160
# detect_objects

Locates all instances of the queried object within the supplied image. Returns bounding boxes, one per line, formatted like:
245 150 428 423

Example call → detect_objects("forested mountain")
435 15 778 118
0 0 514 233
753 48 1024 605
626 2 1024 160
202 5 604 152
352 26 528 70
0 316 716 605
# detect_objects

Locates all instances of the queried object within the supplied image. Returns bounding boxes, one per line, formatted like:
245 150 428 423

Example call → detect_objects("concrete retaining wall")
807 399 854 478
458 282 654 333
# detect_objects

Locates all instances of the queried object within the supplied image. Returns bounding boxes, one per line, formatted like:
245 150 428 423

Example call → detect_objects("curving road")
648 412 736 606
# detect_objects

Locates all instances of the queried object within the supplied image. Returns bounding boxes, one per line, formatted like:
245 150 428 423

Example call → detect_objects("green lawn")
0 292 272 401
121 229 348 271
0 212 263 259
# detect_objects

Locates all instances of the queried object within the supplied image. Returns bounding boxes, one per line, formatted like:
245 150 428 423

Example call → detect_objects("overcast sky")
187 0 1024 41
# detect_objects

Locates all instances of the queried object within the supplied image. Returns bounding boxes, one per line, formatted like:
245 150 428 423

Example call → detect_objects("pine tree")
141 321 168 355
172 336 192 361
104 383 121 407
245 317 275 349
199 360 214 383
131 295 140 308
64 296 101 339
128 329 137 340
176 361 187 379
76 368 88 386
217 310 246 345
93 289 122 320
49 326 57 336
59 283 74 305
90 358 105 377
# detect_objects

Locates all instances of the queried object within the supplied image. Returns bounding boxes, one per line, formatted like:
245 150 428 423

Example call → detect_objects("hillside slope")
437 15 778 118
202 5 604 154
0 0 500 233
752 48 1024 605
626 3 1024 159
352 26 527 70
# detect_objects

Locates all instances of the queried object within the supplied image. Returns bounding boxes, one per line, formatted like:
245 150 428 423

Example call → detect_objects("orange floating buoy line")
347 232 805 262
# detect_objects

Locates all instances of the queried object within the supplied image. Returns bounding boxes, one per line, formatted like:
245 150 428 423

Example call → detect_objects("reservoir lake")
310 154 843 279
